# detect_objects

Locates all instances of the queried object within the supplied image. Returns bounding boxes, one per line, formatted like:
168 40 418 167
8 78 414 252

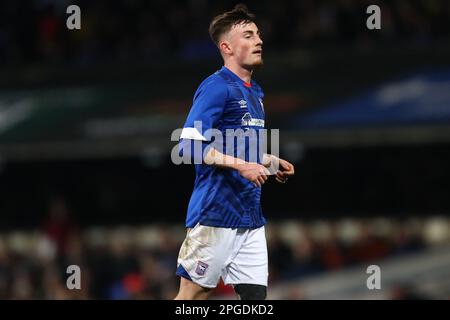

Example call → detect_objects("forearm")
205 148 271 187
178 138 247 169
204 147 247 170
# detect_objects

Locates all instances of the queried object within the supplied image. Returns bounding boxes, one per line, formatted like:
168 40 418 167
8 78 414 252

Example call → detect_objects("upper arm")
180 77 228 141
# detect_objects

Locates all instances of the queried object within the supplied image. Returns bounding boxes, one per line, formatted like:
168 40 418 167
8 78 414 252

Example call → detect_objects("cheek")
235 42 252 60
239 46 251 59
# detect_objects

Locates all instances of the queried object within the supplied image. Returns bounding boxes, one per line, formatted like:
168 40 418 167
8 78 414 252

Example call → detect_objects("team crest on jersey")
195 261 209 276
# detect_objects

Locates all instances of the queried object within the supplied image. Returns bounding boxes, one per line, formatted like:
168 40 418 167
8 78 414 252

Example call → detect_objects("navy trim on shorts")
176 264 192 281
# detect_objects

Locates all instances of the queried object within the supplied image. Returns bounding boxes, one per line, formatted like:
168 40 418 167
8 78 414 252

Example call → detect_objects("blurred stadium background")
0 0 449 299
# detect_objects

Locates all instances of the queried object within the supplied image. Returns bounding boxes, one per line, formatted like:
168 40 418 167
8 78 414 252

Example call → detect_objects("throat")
224 63 253 84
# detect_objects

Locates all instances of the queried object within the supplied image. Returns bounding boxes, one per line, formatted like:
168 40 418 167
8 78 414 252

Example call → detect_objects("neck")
224 62 253 84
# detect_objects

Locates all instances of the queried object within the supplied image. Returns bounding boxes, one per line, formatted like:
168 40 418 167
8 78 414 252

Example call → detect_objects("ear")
219 40 232 56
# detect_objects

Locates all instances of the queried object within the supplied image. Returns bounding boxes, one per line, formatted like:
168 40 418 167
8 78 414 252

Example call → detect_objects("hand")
237 162 271 188
275 158 295 184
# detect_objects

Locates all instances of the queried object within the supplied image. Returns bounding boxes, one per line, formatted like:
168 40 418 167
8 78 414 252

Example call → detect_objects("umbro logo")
238 99 247 108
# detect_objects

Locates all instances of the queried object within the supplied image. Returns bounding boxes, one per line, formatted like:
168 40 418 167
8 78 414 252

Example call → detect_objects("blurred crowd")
0 197 448 299
1 0 449 68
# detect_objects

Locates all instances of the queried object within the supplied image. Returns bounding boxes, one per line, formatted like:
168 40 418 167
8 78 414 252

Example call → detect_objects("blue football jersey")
179 66 267 229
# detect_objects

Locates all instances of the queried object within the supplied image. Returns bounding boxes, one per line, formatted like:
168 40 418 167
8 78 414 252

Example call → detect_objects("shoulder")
195 72 229 97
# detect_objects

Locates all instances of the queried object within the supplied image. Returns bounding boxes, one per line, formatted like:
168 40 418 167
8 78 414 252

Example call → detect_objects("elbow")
178 139 207 164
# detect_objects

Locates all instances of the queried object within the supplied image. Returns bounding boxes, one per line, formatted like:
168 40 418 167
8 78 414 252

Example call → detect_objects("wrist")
262 154 275 166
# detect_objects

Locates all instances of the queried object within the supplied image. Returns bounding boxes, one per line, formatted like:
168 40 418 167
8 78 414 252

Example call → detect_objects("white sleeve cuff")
180 127 207 141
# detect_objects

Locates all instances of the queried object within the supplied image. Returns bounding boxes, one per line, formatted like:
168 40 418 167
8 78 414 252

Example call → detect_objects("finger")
261 169 269 179
280 161 290 171
286 164 295 175
257 176 266 185
279 167 294 176
285 169 295 176
275 176 286 184
281 162 294 173
263 167 272 176
258 170 268 179
276 171 288 182
277 171 285 179
254 179 261 188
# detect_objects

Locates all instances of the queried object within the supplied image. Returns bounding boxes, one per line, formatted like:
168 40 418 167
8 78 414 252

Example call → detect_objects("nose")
257 35 263 46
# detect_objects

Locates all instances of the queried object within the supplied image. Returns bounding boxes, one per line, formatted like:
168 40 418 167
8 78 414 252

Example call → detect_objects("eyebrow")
242 30 261 36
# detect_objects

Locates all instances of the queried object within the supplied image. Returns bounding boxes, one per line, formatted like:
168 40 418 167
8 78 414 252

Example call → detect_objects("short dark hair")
209 4 256 46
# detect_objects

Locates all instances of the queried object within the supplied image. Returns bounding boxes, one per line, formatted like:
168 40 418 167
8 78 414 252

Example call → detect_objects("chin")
255 57 264 65
242 58 264 70
249 58 264 68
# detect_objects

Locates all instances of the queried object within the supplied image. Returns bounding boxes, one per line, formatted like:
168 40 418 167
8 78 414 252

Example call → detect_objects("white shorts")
176 223 268 289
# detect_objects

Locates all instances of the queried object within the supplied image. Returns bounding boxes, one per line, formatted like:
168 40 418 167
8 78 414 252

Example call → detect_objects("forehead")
229 22 259 36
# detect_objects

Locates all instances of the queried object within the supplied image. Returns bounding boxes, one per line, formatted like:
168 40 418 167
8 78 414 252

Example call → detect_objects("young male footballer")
174 4 295 300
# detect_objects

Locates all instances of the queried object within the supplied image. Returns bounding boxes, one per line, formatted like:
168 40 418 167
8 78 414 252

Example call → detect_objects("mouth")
252 49 262 55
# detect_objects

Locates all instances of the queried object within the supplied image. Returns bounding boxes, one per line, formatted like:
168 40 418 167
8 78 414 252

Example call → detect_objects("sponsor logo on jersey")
241 112 265 127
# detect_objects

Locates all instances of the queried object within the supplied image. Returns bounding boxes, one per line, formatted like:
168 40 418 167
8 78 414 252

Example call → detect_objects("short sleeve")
178 76 227 164
180 76 228 141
